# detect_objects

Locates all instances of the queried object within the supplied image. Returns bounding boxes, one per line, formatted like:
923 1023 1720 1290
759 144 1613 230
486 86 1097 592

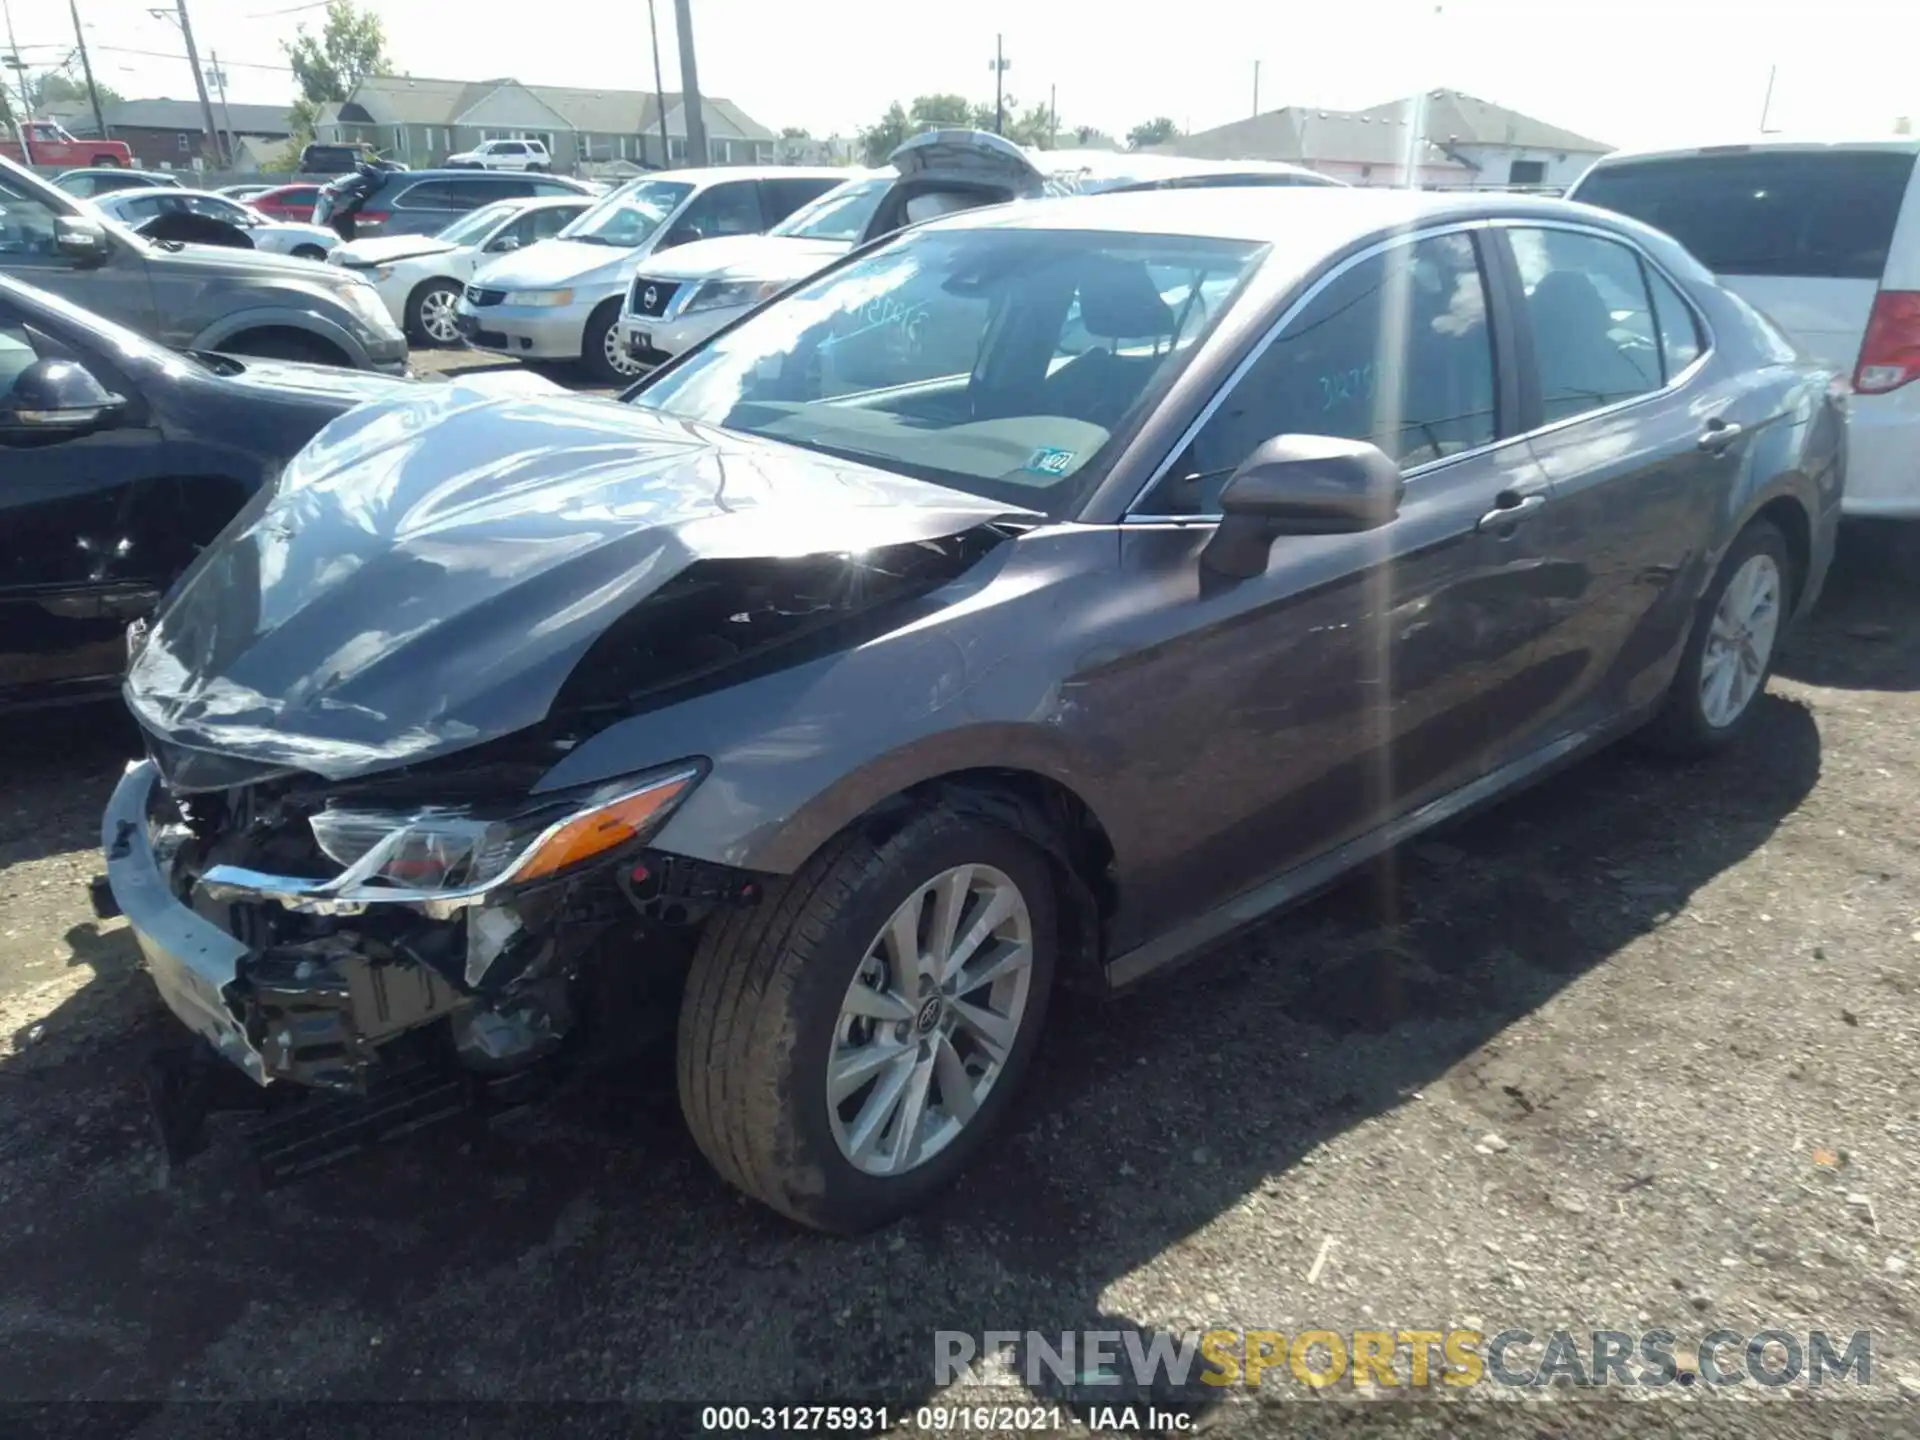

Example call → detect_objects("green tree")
32 73 125 111
911 94 975 131
859 101 910 166
283 0 391 142
1127 116 1181 150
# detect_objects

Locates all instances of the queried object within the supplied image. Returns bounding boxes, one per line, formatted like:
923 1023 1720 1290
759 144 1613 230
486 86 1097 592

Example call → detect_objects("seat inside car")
1039 257 1178 428
1527 268 1650 415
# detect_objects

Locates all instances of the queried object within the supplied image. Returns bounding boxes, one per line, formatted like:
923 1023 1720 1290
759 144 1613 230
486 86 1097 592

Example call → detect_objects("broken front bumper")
103 759 269 1085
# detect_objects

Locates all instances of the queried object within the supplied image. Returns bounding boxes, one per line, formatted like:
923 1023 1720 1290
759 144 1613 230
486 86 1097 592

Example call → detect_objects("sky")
4 0 1918 150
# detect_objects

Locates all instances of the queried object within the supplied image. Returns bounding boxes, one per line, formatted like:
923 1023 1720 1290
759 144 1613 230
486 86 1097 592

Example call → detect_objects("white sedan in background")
327 195 593 345
90 187 343 261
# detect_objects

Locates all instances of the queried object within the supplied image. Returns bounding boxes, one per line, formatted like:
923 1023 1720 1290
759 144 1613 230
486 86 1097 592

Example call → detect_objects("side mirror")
487 233 523 253
54 215 111 268
1200 435 1404 580
663 224 702 249
0 358 126 442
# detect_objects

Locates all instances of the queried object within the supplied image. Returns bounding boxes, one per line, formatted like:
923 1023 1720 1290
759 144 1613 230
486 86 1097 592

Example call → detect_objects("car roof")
629 165 851 186
1585 136 1920 168
55 167 177 180
924 185 1629 245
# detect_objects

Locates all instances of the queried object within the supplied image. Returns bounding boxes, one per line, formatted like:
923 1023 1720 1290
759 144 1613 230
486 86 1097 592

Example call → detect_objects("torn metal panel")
125 382 1034 783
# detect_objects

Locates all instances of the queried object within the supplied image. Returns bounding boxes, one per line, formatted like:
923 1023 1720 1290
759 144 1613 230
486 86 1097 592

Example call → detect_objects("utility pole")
1 0 33 129
69 0 107 141
150 2 224 167
671 0 707 166
208 52 235 167
1048 83 1056 148
989 34 1010 136
1252 60 1260 117
646 0 671 168
1758 64 1778 133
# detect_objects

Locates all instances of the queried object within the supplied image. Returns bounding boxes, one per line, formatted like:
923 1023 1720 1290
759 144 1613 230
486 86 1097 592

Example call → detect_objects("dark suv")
316 166 596 240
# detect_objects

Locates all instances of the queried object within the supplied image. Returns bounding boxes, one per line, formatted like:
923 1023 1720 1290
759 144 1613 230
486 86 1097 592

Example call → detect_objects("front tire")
1640 519 1792 757
677 804 1057 1232
579 298 643 385
406 278 464 346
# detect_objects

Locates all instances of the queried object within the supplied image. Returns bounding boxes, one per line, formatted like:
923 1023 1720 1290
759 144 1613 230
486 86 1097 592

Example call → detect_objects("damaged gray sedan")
102 188 1842 1231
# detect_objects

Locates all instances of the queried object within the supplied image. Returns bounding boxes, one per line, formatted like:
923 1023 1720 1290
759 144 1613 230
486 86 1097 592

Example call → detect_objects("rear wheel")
677 804 1057 1232
1640 519 1792 757
579 298 644 385
91 155 121 168
406 278 464 346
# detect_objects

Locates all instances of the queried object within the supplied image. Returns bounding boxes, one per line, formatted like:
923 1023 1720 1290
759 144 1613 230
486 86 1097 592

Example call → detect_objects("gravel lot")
0 351 1914 1434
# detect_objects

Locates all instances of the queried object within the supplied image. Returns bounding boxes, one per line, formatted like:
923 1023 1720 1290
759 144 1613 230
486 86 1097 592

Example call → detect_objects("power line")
90 42 293 72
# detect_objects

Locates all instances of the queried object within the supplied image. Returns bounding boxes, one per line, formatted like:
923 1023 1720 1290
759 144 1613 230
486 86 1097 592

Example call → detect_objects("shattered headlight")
295 762 704 904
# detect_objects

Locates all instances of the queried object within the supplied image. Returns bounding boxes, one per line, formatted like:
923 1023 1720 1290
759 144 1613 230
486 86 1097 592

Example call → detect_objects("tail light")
354 210 391 229
1853 290 1920 394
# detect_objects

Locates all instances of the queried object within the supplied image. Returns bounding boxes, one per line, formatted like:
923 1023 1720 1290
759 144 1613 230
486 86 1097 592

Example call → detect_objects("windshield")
559 179 695 247
772 178 890 241
631 226 1267 516
436 201 519 246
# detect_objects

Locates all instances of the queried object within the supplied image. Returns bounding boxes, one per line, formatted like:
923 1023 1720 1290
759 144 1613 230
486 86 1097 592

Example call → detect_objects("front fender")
189 304 372 366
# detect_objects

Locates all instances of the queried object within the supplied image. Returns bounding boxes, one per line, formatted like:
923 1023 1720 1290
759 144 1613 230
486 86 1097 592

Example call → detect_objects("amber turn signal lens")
513 775 696 883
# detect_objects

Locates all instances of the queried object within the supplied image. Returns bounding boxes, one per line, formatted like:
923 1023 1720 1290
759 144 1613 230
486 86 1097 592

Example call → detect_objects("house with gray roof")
314 74 779 172
1157 91 1610 189
44 96 294 171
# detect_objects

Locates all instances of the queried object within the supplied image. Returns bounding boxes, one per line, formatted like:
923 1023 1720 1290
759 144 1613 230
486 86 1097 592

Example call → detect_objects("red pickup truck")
0 119 136 169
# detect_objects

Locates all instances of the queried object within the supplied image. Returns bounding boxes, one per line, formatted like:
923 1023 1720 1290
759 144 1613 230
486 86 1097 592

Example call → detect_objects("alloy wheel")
1699 552 1781 729
827 864 1034 1177
419 287 461 345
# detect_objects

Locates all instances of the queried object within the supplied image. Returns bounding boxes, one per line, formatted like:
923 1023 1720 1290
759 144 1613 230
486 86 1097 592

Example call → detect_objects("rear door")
1570 148 1917 369
1491 221 1741 738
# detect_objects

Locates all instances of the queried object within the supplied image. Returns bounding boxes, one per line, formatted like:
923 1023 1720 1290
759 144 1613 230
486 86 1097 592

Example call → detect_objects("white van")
1568 140 1920 519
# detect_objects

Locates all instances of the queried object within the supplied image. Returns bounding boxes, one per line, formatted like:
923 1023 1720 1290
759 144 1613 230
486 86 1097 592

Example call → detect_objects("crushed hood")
127 386 1027 784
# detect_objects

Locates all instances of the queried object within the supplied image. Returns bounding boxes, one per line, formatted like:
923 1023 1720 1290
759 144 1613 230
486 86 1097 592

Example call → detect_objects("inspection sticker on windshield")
1024 446 1077 478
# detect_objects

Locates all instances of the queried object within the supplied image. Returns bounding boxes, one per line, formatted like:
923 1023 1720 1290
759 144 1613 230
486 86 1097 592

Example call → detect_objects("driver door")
1089 229 1569 946
0 301 165 703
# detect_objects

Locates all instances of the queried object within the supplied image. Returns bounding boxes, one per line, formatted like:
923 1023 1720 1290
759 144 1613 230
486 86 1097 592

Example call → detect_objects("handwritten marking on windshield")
820 297 930 352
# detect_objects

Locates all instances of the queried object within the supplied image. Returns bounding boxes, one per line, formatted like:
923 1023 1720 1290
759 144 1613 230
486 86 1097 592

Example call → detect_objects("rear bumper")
1840 384 1920 518
103 760 269 1085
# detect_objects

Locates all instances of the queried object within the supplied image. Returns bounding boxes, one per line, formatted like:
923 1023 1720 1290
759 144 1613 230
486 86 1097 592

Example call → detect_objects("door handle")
1476 491 1547 533
1698 418 1743 453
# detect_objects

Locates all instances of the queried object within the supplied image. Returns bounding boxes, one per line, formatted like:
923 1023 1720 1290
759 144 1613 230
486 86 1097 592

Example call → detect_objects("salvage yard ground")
0 349 1915 1433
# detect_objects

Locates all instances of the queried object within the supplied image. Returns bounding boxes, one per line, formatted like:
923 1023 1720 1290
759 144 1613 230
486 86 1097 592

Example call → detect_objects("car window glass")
184 194 248 224
395 181 458 209
1510 227 1663 423
530 178 581 197
526 204 580 241
1140 232 1496 515
1647 267 1702 379
635 229 1266 517
0 312 43 399
0 178 61 260
1573 151 1916 281
678 181 766 240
